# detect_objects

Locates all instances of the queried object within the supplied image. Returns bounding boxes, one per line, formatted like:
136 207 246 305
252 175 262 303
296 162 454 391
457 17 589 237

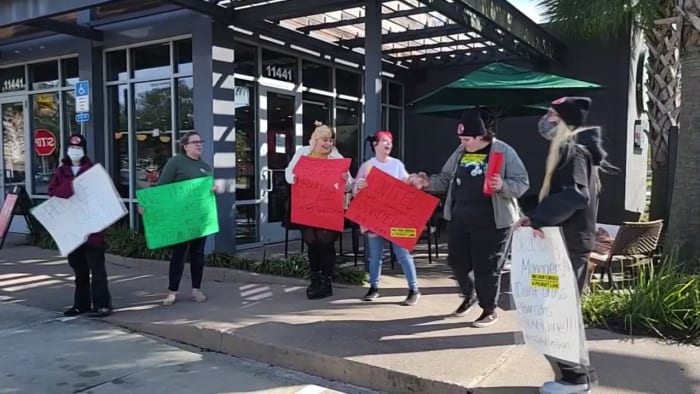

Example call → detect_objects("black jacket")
529 127 607 257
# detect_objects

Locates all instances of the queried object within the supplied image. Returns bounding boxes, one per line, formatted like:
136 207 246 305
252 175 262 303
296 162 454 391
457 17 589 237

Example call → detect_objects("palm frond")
537 0 664 38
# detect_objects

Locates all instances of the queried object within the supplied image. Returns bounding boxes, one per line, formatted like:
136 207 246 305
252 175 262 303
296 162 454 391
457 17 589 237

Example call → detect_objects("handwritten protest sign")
291 156 351 232
510 227 590 365
31 164 127 256
0 193 18 243
136 176 219 249
345 168 439 251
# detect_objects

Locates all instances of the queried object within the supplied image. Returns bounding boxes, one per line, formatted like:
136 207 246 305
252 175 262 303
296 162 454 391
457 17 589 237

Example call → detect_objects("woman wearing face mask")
48 134 112 318
353 131 422 306
285 122 352 300
411 110 529 327
153 131 217 306
516 97 615 394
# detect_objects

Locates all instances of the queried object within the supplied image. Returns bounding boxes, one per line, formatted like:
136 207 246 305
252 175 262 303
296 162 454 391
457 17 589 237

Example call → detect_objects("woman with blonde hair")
285 121 352 299
517 97 616 394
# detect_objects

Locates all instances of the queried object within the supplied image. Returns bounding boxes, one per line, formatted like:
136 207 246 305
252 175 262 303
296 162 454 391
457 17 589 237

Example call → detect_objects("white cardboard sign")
510 227 589 365
31 164 127 256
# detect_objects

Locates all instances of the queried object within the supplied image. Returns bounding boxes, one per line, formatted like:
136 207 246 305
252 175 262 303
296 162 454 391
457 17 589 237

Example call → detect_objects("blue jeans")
367 234 419 291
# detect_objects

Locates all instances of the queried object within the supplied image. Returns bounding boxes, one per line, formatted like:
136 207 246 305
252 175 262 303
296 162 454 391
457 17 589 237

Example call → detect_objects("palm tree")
667 0 700 262
538 0 700 262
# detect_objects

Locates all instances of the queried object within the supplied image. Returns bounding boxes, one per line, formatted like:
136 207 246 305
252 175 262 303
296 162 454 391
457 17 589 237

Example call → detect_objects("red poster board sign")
345 168 440 251
0 193 18 248
291 156 351 232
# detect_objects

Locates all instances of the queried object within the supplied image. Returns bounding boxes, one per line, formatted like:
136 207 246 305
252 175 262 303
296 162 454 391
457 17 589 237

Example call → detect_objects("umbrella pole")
489 107 504 135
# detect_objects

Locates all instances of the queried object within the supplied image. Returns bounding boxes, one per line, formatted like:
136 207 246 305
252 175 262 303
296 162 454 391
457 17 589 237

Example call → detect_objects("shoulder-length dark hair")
178 131 201 154
481 129 496 142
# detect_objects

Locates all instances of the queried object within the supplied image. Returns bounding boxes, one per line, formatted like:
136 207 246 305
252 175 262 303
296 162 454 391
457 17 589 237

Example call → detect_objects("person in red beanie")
412 109 529 327
48 134 112 318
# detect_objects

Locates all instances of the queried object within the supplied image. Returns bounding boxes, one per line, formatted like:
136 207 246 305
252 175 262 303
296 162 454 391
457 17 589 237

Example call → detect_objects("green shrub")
27 227 368 286
105 227 171 260
583 252 700 345
206 252 368 286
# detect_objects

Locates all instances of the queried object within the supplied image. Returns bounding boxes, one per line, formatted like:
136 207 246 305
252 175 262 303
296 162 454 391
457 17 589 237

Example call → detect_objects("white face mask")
67 147 85 162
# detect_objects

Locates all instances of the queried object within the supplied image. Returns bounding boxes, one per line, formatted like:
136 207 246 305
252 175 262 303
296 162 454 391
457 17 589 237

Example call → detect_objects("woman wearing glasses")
152 131 218 306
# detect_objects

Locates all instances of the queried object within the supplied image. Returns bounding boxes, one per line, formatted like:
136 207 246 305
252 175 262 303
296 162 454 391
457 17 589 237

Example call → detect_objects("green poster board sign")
136 176 219 249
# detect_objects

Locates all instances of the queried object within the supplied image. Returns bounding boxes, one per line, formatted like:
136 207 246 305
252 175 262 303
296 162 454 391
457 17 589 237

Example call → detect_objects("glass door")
1 97 30 234
234 82 262 247
259 88 301 244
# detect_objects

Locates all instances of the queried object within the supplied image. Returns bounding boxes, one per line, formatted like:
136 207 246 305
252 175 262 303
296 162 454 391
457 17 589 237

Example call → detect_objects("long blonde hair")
538 122 579 201
309 122 335 154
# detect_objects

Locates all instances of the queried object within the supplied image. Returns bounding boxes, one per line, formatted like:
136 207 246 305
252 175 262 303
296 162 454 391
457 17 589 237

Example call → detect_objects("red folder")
483 152 504 196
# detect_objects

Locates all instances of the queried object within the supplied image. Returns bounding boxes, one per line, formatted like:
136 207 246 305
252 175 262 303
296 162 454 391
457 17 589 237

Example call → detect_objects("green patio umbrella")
408 62 602 108
412 103 549 119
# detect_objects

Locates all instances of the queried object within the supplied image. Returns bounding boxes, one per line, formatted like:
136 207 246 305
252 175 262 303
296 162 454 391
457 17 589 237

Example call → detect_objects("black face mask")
538 115 559 140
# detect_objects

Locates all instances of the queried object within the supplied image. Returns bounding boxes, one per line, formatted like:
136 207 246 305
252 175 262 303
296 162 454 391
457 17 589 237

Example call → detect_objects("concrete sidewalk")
1 235 698 394
0 301 365 393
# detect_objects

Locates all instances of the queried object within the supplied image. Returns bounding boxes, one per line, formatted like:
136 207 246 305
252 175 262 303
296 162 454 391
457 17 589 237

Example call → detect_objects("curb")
109 319 474 394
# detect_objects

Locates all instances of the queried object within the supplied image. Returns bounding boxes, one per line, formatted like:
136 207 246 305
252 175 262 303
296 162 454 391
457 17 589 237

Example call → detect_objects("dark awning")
0 0 568 70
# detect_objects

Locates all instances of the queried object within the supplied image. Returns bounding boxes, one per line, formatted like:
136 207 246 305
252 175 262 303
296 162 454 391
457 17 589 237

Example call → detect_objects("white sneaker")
192 289 207 303
540 381 591 394
162 292 177 306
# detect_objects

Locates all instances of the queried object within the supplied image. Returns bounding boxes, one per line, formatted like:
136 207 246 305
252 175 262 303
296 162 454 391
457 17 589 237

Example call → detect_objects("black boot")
306 271 322 299
315 275 333 299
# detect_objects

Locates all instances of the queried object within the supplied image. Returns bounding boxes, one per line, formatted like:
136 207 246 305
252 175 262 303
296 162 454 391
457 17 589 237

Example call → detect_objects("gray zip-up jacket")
425 139 529 229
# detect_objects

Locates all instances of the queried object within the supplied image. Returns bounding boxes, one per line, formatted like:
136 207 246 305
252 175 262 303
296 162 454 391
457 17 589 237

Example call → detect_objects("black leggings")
447 221 508 311
303 227 338 277
168 237 206 292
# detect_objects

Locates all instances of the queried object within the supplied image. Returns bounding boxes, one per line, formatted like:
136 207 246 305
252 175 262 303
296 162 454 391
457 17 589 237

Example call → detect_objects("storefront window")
235 82 256 203
107 84 129 198
4 57 80 197
177 77 194 133
302 61 331 92
234 42 257 77
302 93 331 144
106 38 192 204
63 92 78 137
336 68 361 98
29 61 60 90
62 58 79 87
234 81 259 244
134 80 173 190
106 50 128 81
389 108 403 160
389 82 403 106
235 204 259 245
175 39 193 75
131 43 171 79
0 66 26 93
336 100 361 174
31 93 60 194
2 101 26 188
382 80 389 104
